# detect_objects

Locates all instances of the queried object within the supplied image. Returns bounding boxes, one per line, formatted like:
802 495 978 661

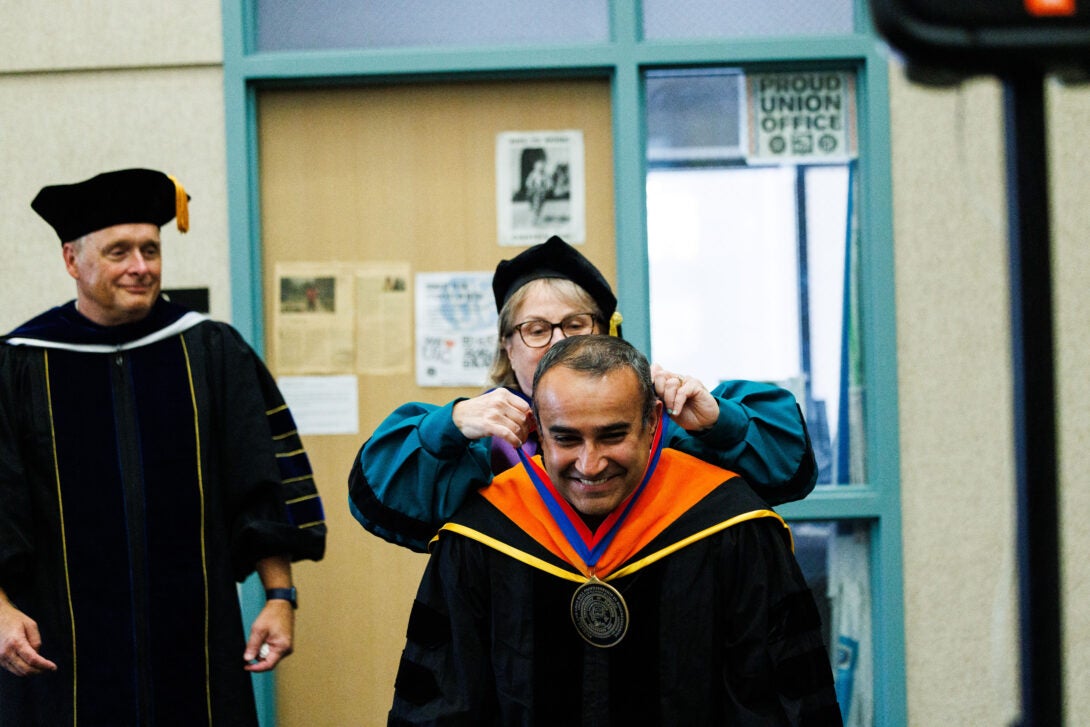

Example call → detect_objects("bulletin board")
256 78 615 725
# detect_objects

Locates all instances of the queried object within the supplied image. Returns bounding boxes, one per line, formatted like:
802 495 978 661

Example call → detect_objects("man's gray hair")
64 234 91 252
532 335 656 427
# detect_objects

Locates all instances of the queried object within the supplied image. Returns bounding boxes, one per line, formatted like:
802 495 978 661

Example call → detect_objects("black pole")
1002 70 1064 727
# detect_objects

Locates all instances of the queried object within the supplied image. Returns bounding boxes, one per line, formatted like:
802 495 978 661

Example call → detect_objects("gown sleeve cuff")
418 398 472 457
691 395 749 448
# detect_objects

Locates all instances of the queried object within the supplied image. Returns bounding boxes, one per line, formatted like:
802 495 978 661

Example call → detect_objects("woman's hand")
650 364 719 432
452 389 535 448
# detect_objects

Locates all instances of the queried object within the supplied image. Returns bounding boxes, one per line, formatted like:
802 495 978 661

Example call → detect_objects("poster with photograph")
274 262 413 376
275 263 356 374
496 129 585 246
415 272 496 387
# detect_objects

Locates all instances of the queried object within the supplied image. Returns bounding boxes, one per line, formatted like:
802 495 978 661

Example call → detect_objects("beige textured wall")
0 1 221 71
1049 79 1090 727
890 64 1090 725
889 70 1019 725
0 0 228 332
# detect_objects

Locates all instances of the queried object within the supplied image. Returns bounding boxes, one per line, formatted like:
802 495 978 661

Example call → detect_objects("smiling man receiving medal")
388 335 842 726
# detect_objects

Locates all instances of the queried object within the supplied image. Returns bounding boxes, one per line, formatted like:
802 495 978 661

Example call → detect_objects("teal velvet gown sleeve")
349 399 495 552
669 379 816 506
349 381 816 552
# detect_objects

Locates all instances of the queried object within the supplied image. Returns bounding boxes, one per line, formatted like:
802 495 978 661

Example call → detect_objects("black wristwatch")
265 587 298 609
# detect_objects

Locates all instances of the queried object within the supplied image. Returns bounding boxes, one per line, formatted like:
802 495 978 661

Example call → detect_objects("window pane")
646 67 864 485
254 0 609 52
647 166 801 385
647 70 745 163
643 0 854 40
803 165 866 486
795 520 874 726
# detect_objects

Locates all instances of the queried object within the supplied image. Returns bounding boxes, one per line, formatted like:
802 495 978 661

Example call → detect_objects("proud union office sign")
746 71 857 163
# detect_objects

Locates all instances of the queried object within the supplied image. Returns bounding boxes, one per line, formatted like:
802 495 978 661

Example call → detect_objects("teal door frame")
221 2 905 724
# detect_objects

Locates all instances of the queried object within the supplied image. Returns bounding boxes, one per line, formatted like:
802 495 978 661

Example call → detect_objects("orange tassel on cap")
168 174 189 233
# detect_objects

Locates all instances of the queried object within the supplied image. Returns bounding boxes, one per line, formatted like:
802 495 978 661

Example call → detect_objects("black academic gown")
0 299 326 726
388 450 842 727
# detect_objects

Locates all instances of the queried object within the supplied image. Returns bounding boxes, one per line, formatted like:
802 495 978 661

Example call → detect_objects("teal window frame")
222 2 904 725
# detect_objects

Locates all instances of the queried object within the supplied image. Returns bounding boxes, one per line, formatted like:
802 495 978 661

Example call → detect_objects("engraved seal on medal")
570 578 629 648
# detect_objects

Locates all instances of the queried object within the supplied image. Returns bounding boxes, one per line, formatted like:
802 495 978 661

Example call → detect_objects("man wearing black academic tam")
0 169 326 726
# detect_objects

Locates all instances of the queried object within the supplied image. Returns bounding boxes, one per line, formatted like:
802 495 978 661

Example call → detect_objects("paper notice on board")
274 261 412 376
277 375 359 435
355 264 412 375
415 272 496 387
274 263 356 374
496 129 586 246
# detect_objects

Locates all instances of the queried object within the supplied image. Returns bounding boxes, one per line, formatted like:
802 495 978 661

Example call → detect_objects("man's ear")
61 243 80 280
650 399 664 436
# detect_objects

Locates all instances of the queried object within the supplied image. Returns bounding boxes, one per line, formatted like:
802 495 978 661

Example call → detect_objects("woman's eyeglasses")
511 312 598 348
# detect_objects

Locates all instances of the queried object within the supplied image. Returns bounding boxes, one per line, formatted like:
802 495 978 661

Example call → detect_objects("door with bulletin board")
256 77 615 725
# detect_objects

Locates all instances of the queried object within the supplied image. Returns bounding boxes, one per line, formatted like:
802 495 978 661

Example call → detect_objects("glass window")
254 0 609 52
795 520 874 726
642 0 854 40
646 65 875 726
646 66 864 486
647 70 745 162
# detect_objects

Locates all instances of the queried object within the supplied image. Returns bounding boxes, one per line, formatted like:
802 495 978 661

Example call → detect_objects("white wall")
1047 78 1090 725
891 67 1090 724
890 72 1019 723
0 0 230 330
0 1 220 71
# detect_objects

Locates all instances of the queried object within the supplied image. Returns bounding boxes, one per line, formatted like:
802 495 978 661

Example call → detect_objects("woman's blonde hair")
486 277 602 389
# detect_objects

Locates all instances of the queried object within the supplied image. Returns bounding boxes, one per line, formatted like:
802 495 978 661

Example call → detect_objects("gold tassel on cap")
168 174 189 233
609 311 623 337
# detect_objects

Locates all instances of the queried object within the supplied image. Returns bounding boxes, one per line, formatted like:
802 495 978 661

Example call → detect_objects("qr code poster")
414 272 497 387
496 129 586 246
